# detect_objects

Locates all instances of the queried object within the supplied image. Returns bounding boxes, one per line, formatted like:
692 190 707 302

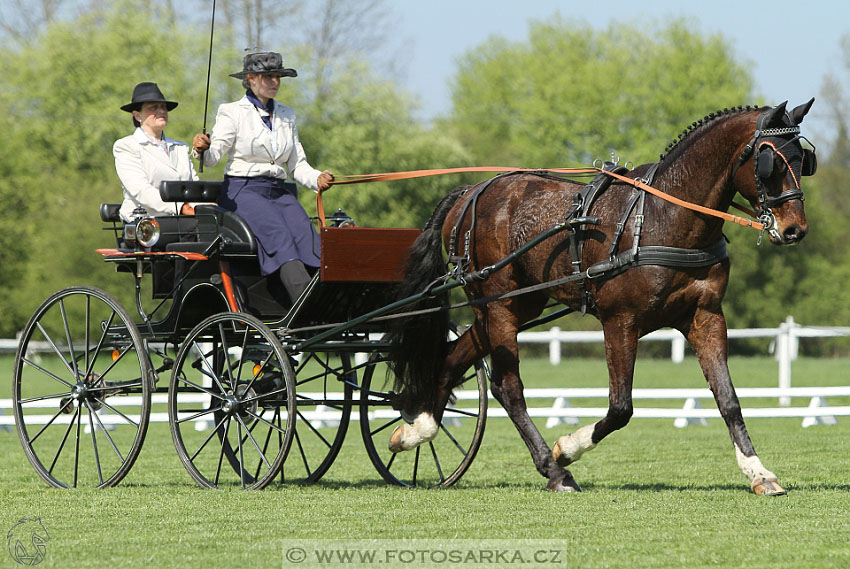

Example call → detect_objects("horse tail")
387 185 469 409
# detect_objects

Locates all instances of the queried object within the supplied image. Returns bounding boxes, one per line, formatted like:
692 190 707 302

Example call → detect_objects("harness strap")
586 238 728 279
600 169 766 230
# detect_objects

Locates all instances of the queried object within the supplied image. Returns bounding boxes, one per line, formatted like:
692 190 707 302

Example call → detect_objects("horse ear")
788 97 815 125
760 101 788 127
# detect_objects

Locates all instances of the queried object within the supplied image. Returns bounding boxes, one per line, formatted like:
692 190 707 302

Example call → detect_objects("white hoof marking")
553 424 597 466
734 444 778 488
389 413 438 452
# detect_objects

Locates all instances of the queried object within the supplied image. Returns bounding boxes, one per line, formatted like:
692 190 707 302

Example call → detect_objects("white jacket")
114 128 198 222
197 96 322 190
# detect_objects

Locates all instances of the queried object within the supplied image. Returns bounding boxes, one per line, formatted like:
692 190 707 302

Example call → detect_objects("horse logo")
6 518 49 566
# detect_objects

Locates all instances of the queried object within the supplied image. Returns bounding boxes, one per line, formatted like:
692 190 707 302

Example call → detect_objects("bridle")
733 108 817 237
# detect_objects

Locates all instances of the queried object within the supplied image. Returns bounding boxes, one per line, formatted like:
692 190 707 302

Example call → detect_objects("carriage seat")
165 204 257 255
156 181 256 256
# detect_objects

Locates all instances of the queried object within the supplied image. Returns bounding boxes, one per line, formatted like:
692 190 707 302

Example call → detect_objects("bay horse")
387 100 817 494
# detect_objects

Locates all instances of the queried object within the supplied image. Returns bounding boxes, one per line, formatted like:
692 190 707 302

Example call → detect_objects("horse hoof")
388 426 404 453
552 440 572 467
547 473 582 493
752 478 787 496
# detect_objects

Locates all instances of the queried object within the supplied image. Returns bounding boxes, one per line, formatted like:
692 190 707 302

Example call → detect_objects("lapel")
240 97 276 160
134 129 179 172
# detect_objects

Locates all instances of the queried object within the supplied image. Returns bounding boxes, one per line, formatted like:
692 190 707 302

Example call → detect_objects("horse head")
734 98 815 244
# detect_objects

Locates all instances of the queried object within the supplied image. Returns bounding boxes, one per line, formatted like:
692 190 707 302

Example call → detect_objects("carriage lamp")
330 208 356 227
136 218 161 248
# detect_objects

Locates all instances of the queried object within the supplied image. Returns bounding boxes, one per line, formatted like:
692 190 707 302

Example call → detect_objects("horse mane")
658 105 762 162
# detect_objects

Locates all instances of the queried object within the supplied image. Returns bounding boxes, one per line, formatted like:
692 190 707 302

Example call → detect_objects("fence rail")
3 317 848 430
4 386 849 430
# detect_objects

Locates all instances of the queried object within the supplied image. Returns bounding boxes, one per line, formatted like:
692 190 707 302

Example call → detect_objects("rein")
317 166 766 231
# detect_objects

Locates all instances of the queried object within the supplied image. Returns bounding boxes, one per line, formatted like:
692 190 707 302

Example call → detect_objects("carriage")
11 180 488 489
13 100 817 495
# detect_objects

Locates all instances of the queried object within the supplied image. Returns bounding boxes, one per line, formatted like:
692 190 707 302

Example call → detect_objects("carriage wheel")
280 350 354 483
12 286 152 488
168 312 295 489
359 324 488 487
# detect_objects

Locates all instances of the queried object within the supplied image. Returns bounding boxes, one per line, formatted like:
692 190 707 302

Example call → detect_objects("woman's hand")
192 133 211 153
317 170 335 191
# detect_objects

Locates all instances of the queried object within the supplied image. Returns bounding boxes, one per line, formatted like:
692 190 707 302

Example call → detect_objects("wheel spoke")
190 413 231 462
85 401 104 486
295 410 332 448
48 406 79 476
429 441 445 483
235 414 272 470
92 396 140 428
87 402 126 463
370 415 402 437
213 416 232 487
59 298 80 382
439 422 468 455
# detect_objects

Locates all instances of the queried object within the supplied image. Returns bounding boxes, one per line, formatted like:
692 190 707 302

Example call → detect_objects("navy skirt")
219 176 321 276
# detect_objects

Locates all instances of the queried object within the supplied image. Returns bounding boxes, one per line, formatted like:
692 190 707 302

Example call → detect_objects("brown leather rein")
317 166 765 231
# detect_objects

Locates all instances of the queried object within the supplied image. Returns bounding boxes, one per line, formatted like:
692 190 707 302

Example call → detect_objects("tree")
446 17 754 168
0 0 212 335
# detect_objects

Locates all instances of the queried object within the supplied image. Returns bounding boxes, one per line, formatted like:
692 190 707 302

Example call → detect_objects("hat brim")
229 68 298 79
121 100 179 112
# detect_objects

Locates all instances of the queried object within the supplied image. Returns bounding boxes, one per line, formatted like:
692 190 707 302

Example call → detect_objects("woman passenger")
114 82 198 222
192 51 334 304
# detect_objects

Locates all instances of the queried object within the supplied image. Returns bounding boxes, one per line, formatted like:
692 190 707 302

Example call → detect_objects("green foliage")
447 17 754 168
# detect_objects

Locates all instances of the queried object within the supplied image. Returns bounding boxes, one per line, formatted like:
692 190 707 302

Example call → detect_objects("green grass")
3 356 850 568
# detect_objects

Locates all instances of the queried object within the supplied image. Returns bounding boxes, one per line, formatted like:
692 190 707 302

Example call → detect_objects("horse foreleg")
686 309 786 496
553 317 637 468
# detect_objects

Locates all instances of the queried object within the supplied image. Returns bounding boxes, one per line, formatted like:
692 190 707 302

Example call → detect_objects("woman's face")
248 74 280 102
134 102 169 133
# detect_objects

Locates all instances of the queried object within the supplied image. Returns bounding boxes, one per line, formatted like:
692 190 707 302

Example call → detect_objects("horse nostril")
783 225 807 243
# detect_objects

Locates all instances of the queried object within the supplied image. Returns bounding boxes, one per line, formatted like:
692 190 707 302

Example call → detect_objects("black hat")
120 82 178 112
229 51 297 79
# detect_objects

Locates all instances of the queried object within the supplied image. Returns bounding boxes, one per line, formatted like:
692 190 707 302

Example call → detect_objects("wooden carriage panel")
320 227 420 282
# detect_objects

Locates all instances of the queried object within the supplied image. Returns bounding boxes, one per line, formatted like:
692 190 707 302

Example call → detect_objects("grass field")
2 355 849 568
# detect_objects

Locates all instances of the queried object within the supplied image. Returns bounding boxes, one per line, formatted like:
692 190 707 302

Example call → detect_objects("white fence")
517 316 850 400
2 317 849 430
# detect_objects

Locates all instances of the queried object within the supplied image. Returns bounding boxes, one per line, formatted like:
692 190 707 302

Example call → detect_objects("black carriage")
12 181 488 489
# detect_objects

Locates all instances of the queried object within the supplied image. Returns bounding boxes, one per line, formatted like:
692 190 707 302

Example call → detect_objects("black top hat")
229 51 297 79
120 82 178 112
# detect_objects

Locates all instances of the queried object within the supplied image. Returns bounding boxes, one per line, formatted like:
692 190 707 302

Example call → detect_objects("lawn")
2 356 849 568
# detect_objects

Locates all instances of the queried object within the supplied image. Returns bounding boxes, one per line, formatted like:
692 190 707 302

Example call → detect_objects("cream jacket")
196 96 322 190
114 128 198 222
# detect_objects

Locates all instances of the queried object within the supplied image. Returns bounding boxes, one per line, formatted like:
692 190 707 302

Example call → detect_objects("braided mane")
659 105 761 162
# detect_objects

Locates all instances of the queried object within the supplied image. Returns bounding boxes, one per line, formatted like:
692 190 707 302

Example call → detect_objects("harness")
444 160 727 316
443 106 815 317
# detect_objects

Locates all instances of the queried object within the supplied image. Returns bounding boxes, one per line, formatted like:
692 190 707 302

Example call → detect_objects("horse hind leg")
388 322 486 453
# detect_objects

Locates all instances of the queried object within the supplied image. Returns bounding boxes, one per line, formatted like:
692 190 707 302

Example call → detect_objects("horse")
386 99 816 494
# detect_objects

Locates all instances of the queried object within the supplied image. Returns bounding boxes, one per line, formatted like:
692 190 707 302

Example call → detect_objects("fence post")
671 333 686 363
776 316 796 406
549 326 561 366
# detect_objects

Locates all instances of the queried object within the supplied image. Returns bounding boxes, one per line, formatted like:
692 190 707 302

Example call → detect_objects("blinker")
802 148 817 176
757 148 774 178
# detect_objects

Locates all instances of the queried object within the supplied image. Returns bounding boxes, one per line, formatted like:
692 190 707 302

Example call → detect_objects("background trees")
0 1 847 354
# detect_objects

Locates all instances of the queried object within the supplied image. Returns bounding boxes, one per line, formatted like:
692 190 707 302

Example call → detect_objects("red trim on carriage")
96 248 208 261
